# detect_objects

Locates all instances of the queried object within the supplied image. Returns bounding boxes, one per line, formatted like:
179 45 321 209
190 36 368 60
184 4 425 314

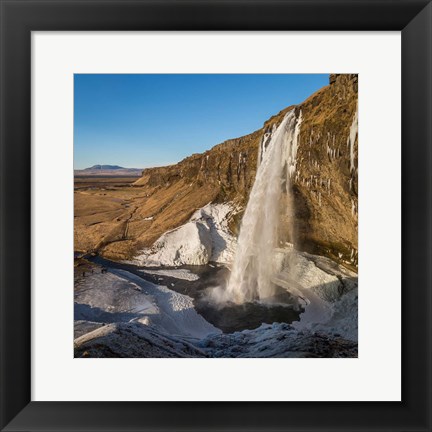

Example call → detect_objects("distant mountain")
85 165 125 170
74 165 143 177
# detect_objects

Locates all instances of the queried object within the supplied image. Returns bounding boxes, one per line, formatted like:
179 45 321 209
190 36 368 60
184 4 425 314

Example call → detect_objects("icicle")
351 199 357 217
347 109 358 173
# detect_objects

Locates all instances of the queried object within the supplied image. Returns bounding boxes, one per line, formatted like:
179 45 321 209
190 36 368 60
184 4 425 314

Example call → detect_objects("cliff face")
289 74 358 266
127 129 266 254
75 74 357 268
134 130 262 207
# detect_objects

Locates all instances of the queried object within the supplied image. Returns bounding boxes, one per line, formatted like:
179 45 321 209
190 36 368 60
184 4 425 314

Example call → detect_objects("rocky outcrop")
135 130 261 197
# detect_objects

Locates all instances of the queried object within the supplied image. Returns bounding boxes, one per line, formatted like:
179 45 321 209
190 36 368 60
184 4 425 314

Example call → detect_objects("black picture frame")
1 1 431 431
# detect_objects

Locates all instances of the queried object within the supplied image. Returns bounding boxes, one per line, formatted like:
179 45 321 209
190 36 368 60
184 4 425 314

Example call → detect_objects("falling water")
225 110 302 304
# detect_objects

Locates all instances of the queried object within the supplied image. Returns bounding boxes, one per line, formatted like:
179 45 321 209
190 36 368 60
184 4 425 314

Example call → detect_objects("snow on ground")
199 322 357 358
74 320 104 339
75 269 220 340
191 203 237 263
273 249 358 341
75 246 357 357
312 287 358 342
133 203 237 266
75 320 357 358
75 322 209 358
139 268 200 281
135 221 213 266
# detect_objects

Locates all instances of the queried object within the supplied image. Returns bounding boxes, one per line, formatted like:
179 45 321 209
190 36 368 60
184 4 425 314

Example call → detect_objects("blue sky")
74 74 329 169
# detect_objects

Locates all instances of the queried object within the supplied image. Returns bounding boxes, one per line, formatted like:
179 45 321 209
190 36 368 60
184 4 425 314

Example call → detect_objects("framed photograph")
1 0 431 431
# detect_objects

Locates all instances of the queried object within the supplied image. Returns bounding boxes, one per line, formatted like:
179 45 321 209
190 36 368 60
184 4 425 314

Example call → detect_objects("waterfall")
225 109 302 304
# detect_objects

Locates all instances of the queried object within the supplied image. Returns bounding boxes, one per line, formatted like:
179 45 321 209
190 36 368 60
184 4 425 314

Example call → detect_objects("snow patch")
139 268 200 281
134 203 237 267
276 249 358 341
74 269 220 339
347 108 358 173
75 322 209 358
200 321 357 358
